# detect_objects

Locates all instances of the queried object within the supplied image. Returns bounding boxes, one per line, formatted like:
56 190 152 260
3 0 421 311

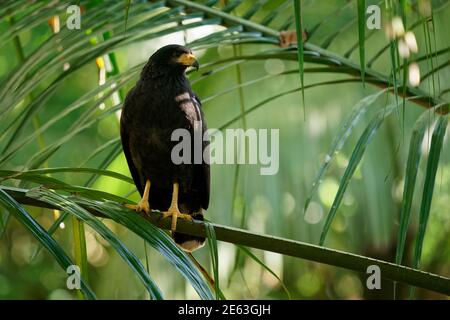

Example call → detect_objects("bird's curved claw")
125 199 151 215
161 208 192 233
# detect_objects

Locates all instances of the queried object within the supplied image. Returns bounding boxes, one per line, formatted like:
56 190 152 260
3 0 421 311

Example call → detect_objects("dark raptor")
120 44 209 252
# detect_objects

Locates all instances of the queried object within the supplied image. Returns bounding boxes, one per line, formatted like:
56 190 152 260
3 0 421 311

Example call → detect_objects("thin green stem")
228 44 248 285
71 215 89 300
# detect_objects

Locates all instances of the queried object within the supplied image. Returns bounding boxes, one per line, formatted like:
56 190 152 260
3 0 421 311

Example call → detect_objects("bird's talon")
179 213 193 221
125 201 150 214
137 200 151 214
162 207 192 232
160 211 172 220
125 203 138 210
124 180 151 214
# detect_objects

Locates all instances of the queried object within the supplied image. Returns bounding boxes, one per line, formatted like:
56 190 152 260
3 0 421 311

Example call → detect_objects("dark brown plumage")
120 45 209 251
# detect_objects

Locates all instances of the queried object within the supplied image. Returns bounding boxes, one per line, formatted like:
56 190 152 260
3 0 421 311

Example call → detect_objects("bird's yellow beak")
177 53 199 69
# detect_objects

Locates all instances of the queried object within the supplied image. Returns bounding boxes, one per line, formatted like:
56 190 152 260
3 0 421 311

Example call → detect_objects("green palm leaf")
27 187 164 299
0 189 96 300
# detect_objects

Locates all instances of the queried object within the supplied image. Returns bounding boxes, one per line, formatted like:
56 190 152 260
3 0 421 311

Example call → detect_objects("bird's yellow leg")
161 182 192 232
125 179 151 214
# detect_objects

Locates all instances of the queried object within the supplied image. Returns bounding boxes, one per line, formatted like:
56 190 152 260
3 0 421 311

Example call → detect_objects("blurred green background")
0 0 449 299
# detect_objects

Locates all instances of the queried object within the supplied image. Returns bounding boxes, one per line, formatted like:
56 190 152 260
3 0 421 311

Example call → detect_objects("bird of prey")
120 45 209 252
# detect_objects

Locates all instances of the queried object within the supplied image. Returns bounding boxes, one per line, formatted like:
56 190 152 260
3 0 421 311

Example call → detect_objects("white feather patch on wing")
175 92 190 102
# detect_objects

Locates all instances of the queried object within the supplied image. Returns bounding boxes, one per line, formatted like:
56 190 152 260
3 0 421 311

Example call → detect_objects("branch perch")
2 186 449 296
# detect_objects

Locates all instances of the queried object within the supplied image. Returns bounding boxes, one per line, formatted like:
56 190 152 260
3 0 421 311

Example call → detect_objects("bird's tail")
173 211 205 252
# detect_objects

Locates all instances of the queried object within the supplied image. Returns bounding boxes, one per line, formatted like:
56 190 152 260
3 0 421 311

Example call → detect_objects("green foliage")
0 189 96 299
293 0 305 115
357 0 366 85
205 222 220 299
0 0 449 299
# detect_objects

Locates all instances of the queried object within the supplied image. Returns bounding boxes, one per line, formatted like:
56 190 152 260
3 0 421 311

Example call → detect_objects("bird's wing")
193 93 210 210
120 91 145 196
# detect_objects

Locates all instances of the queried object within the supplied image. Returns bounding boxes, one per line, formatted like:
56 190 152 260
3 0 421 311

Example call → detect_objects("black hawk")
120 45 209 252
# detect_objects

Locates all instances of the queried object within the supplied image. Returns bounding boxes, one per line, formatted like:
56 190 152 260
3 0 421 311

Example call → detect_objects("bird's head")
146 45 199 76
